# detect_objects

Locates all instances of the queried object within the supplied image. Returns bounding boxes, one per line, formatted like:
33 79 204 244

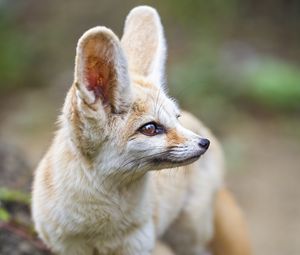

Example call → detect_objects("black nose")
198 138 210 150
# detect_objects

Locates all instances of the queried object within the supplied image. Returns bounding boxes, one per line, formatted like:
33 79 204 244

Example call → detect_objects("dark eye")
138 122 165 136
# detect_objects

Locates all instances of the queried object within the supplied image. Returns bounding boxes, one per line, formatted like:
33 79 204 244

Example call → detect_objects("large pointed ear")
75 27 131 113
121 6 166 87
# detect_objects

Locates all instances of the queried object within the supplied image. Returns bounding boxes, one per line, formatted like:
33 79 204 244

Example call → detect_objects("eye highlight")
138 122 165 136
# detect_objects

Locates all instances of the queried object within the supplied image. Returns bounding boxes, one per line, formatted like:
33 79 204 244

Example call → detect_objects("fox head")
62 6 210 177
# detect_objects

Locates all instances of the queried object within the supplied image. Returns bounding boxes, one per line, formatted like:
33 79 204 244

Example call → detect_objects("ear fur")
121 6 167 87
75 26 131 113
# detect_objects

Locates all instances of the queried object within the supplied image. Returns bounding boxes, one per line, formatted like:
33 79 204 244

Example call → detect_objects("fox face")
62 7 209 177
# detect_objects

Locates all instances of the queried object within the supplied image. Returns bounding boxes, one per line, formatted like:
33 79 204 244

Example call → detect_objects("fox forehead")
130 78 180 124
105 77 181 147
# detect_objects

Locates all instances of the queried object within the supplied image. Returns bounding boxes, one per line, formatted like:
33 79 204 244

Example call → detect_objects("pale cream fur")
153 241 174 255
32 6 251 255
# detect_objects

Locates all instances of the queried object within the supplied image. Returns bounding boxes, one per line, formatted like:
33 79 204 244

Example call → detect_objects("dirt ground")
0 85 299 255
225 117 300 255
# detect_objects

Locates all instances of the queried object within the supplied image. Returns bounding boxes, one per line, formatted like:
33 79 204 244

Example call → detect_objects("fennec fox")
32 6 252 255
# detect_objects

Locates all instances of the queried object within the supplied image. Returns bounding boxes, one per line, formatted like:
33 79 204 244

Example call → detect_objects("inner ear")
85 54 111 105
75 27 131 113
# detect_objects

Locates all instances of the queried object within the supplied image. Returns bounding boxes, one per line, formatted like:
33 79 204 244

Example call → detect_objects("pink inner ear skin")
86 64 110 105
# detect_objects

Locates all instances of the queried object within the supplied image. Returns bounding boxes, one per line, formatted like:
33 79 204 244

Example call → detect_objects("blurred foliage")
245 59 300 110
0 2 34 89
0 0 299 117
0 207 11 222
0 187 30 223
0 188 30 205
170 45 300 123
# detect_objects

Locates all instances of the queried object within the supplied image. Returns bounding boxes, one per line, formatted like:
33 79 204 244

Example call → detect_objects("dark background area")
0 1 299 254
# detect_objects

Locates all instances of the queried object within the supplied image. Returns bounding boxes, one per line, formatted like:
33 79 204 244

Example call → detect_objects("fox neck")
81 157 153 218
95 166 150 194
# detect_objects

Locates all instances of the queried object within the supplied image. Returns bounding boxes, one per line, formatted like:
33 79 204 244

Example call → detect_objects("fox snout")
198 138 210 151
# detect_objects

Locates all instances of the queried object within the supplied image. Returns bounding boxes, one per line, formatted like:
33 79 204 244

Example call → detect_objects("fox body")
32 6 251 255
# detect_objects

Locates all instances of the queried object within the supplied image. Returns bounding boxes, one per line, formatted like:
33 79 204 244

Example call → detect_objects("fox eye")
138 122 165 136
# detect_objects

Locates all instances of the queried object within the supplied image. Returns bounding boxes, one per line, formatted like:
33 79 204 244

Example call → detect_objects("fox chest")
62 197 147 241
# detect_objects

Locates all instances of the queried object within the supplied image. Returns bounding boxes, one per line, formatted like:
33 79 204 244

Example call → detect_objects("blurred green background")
0 1 299 254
